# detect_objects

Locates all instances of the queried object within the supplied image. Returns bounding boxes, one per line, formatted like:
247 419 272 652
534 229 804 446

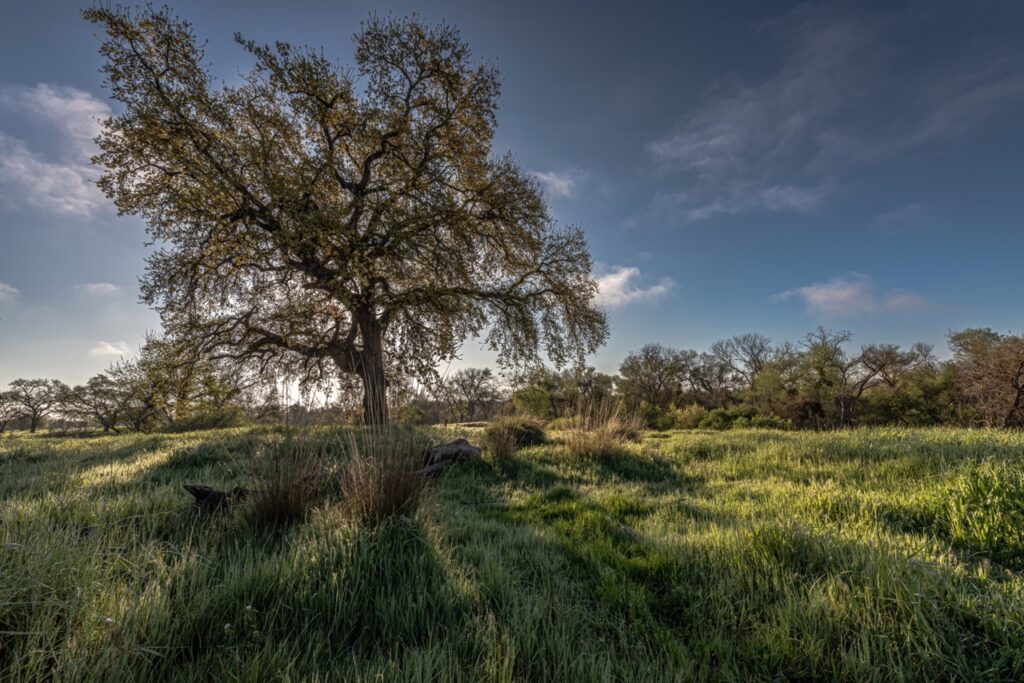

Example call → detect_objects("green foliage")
163 405 246 433
697 405 789 431
698 407 732 430
394 405 426 425
673 403 708 429
84 6 608 424
511 386 555 420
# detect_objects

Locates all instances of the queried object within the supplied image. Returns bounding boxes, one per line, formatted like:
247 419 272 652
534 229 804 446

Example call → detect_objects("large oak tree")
85 7 607 423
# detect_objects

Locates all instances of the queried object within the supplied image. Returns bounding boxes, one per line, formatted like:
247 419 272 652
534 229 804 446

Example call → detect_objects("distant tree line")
583 328 1023 430
2 327 1023 434
499 327 1024 431
0 336 280 435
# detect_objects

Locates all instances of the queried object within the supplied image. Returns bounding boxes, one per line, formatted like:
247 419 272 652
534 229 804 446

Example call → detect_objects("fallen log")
415 459 458 477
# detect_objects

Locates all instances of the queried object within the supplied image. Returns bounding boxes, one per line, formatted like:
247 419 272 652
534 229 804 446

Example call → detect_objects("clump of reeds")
564 397 644 458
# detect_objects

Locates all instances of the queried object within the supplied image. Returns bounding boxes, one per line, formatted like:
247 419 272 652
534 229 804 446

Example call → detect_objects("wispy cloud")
774 273 925 317
532 169 584 199
0 83 111 217
646 6 1024 222
0 281 19 305
88 340 132 357
595 266 674 308
874 202 927 228
75 282 121 296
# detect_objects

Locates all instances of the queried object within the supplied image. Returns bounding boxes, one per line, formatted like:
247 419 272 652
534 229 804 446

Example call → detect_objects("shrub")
637 400 664 428
247 433 336 527
698 408 732 431
546 416 572 431
512 386 555 420
565 398 644 458
674 403 708 429
486 417 546 448
395 405 426 425
748 414 792 430
340 426 432 527
696 405 789 431
164 406 246 433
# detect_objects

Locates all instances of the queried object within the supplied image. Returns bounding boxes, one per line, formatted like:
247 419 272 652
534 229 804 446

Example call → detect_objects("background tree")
433 368 502 423
710 333 775 389
106 357 161 432
7 379 62 433
59 375 130 433
0 391 20 433
86 7 607 424
746 346 802 420
617 344 689 411
949 329 1024 427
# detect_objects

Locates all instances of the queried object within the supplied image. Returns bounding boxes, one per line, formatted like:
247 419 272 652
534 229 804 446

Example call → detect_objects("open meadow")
2 427 1024 681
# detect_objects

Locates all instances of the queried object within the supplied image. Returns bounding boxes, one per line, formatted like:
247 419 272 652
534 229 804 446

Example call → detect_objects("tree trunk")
360 356 388 425
358 319 389 426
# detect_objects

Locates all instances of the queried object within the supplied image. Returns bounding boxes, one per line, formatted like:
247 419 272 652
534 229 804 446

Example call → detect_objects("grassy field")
2 426 1024 681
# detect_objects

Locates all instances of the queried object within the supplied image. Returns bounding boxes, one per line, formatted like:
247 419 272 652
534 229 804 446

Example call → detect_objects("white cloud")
774 273 925 317
646 7 1024 222
89 340 132 357
0 83 111 217
0 281 19 305
75 282 121 296
595 266 674 309
532 170 583 199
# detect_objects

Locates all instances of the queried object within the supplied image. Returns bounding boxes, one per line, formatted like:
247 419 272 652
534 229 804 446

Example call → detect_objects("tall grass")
563 397 643 457
245 432 340 528
3 426 1024 680
340 426 432 527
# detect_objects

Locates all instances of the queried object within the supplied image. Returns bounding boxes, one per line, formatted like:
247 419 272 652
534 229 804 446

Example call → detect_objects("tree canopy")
85 7 608 423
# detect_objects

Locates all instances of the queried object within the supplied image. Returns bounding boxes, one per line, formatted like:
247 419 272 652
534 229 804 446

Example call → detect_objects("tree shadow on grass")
429 452 1024 681
588 450 700 493
125 515 491 681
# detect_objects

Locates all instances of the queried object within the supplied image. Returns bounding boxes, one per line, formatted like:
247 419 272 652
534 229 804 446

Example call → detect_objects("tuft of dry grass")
340 426 432 527
484 417 546 462
483 423 518 462
246 433 337 528
564 398 644 458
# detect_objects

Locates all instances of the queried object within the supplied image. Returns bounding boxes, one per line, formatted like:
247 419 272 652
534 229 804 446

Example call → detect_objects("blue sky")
1 0 1023 386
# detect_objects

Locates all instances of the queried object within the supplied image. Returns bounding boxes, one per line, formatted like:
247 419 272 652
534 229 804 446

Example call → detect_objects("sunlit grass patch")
3 427 1024 680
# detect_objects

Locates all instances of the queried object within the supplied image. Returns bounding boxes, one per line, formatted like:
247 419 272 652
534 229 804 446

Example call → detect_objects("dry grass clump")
484 417 546 461
340 426 433 527
483 423 518 462
246 433 339 528
565 398 644 458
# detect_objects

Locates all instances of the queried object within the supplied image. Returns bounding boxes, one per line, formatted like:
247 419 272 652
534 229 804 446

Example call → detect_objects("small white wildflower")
224 623 232 632
244 605 253 612
102 617 114 625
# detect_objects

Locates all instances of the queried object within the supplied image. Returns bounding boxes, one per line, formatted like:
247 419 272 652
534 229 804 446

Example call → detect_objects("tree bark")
357 317 389 425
